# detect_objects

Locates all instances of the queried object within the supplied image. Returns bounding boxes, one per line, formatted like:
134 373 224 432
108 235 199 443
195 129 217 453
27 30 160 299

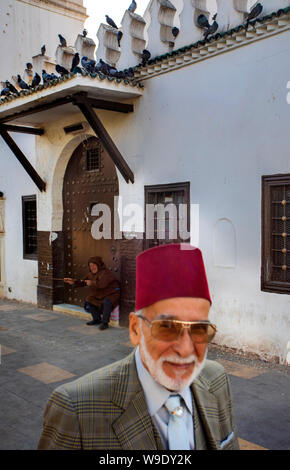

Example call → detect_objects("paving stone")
18 362 76 384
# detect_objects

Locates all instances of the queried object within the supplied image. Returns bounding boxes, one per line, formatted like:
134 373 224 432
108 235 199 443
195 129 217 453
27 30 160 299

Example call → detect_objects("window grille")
262 175 290 293
144 182 190 249
86 148 100 171
22 195 37 260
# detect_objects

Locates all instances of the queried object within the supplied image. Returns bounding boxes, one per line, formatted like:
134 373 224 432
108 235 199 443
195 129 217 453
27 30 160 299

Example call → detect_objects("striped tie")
165 394 191 450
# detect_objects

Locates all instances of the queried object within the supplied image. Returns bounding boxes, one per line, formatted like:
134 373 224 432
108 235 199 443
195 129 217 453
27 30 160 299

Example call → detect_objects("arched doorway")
62 136 120 307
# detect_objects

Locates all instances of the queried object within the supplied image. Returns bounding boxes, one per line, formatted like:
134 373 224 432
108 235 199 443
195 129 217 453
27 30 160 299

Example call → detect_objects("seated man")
38 244 239 450
64 256 120 330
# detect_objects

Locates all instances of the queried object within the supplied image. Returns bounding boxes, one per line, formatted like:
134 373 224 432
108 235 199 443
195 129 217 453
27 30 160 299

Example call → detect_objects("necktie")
165 394 191 450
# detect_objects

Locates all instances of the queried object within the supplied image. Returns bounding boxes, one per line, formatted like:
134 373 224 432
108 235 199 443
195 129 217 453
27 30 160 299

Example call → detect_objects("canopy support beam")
72 94 134 184
0 128 46 192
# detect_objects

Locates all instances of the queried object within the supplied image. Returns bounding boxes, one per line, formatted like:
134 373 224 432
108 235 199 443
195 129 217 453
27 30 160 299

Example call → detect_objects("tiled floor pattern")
217 359 267 379
17 362 76 384
0 302 280 450
67 325 102 335
23 313 58 322
238 438 267 450
0 344 16 356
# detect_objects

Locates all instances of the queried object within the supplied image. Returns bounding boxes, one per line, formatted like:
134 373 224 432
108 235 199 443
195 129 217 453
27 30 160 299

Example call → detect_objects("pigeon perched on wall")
172 27 179 39
56 64 69 76
31 72 41 88
82 29 88 37
58 34 67 47
17 75 29 89
246 3 263 29
117 31 123 47
142 49 151 66
203 13 218 40
42 69 53 83
105 15 118 29
128 0 137 13
1 86 11 96
95 59 111 75
197 13 218 40
41 44 46 55
5 80 18 94
26 62 33 71
71 52 80 72
81 56 96 73
123 67 134 78
197 14 210 29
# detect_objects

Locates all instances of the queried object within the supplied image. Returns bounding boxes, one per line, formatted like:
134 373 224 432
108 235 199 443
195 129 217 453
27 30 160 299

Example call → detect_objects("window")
261 174 290 294
144 182 190 249
22 195 37 260
86 148 100 171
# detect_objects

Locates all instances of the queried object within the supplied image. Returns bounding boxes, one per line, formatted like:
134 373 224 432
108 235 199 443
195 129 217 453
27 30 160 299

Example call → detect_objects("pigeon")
246 3 263 29
81 56 96 73
117 30 123 47
172 27 179 39
82 29 88 37
197 14 210 29
58 34 67 47
17 74 29 90
56 64 69 76
30 72 41 88
198 13 218 40
42 69 52 83
70 52 80 72
1 86 11 97
105 15 118 29
95 59 111 75
141 49 151 66
41 44 46 55
203 13 218 39
5 80 18 94
123 68 134 78
26 62 33 71
128 0 137 13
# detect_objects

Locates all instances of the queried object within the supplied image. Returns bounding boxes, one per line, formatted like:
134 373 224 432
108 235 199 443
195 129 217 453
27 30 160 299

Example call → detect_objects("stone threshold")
53 303 120 327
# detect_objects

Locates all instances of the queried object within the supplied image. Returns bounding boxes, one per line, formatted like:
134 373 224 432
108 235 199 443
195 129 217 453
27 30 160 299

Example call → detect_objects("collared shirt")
134 347 195 450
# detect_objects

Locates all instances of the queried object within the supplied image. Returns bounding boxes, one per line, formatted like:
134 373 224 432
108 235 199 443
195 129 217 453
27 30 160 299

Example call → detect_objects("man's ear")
129 312 141 346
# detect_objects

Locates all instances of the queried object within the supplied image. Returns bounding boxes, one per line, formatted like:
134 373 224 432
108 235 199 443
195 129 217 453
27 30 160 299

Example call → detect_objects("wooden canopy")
0 85 139 190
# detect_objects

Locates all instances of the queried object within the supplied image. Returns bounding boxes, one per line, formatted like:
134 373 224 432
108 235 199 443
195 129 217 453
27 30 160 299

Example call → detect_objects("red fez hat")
135 243 211 310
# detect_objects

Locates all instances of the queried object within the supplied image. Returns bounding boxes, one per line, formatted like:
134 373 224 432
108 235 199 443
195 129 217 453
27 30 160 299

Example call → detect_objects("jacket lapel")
111 351 163 450
191 376 220 450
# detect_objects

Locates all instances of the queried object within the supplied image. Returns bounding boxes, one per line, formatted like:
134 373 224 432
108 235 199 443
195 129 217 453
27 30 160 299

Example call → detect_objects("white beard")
139 330 207 392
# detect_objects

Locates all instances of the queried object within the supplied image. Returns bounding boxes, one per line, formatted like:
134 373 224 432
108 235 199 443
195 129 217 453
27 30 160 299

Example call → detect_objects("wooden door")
62 136 120 307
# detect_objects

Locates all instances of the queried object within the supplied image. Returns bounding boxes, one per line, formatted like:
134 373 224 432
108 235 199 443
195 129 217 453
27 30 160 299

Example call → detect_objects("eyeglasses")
137 315 217 344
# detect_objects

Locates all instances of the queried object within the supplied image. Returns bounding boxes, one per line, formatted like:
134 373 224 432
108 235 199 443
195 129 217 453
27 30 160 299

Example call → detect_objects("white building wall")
0 133 38 303
122 30 290 362
0 0 86 303
0 0 86 83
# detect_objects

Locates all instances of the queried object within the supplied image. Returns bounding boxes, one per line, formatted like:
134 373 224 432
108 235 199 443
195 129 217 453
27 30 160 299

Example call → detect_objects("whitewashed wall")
118 30 290 363
0 0 86 83
32 25 290 362
0 0 86 303
0 133 38 303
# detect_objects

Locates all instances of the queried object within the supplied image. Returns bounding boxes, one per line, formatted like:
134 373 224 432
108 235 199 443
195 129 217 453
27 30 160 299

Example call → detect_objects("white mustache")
161 354 197 365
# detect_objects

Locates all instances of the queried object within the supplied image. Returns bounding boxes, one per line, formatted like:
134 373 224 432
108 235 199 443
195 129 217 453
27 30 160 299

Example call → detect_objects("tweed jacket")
37 351 239 450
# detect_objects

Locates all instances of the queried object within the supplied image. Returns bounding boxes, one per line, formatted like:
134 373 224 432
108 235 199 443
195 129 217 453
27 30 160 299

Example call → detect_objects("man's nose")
172 327 196 357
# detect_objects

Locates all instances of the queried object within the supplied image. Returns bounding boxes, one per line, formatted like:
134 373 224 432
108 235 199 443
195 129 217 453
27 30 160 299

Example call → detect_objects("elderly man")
38 243 239 450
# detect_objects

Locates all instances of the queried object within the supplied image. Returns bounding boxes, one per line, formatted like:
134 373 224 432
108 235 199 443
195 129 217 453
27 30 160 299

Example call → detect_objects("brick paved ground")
0 299 289 450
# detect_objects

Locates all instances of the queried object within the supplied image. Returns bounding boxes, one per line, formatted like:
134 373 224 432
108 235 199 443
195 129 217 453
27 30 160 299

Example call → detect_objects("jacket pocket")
220 431 235 450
